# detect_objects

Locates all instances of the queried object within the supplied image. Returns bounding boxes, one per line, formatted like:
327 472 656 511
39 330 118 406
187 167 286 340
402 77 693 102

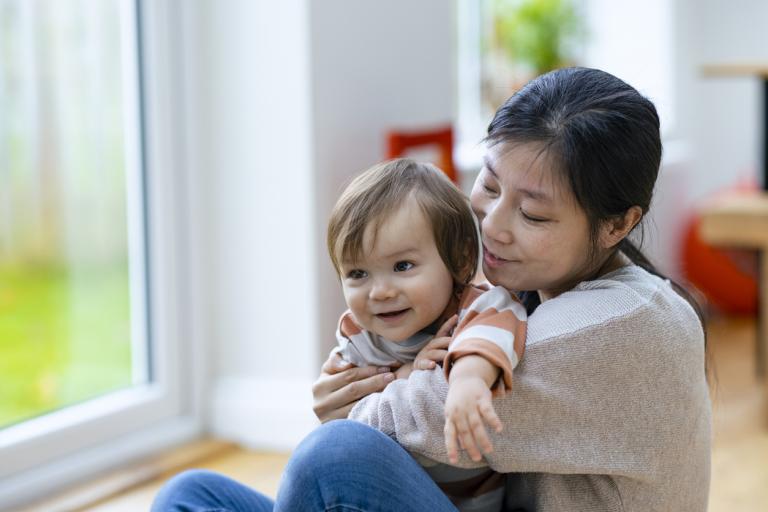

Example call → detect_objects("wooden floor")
38 316 768 511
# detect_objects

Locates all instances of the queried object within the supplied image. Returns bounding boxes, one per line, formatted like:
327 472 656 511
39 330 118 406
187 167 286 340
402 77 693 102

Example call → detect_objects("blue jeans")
152 419 459 511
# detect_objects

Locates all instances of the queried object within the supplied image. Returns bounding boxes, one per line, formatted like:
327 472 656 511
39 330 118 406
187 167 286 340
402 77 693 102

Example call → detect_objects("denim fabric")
151 469 275 511
152 420 458 512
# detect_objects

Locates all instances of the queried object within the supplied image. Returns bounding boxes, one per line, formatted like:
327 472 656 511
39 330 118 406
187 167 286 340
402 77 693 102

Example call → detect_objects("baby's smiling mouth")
376 308 409 320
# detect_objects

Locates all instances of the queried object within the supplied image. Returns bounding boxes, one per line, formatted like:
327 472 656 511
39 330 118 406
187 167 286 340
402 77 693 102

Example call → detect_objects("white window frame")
0 1 206 507
454 0 677 172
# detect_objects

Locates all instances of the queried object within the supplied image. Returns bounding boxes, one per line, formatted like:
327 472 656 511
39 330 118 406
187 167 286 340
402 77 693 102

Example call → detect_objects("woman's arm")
349 280 709 479
312 352 395 423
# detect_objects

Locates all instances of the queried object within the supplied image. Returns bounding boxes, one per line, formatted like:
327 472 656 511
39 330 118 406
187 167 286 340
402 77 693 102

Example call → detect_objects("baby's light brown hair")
327 158 479 287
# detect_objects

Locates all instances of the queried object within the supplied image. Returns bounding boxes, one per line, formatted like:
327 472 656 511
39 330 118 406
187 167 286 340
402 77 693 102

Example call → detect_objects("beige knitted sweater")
350 265 711 511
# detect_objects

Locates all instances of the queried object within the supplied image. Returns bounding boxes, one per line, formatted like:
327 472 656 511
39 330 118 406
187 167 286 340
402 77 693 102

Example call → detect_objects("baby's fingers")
436 314 458 338
444 420 460 464
414 359 436 370
467 411 494 456
455 415 483 462
479 400 503 434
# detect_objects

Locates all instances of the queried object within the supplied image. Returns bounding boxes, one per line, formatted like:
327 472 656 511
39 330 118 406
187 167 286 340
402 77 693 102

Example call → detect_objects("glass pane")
0 0 145 427
479 0 584 114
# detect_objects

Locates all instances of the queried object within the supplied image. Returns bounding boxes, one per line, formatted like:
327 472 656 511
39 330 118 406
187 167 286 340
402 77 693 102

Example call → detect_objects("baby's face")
339 196 454 342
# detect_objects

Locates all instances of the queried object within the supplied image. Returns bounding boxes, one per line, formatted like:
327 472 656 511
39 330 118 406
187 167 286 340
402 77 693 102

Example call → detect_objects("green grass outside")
0 264 133 427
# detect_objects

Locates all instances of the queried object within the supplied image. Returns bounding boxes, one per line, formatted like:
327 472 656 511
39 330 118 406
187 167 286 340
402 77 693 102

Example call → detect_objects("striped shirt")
335 284 526 511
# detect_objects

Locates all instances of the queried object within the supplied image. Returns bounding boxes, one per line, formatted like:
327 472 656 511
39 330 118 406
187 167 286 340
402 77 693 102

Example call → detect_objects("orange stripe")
339 313 363 336
444 342 515 395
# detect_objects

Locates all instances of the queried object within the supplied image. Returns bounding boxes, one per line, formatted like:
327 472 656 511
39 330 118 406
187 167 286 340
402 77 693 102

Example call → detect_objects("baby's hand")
394 362 413 380
443 376 502 464
413 315 458 370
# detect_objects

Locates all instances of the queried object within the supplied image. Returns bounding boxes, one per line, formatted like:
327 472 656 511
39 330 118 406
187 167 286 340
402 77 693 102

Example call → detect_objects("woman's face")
470 142 598 301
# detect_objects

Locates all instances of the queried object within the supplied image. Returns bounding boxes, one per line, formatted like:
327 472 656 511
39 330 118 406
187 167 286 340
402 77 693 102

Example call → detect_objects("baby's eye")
347 269 368 279
393 261 414 272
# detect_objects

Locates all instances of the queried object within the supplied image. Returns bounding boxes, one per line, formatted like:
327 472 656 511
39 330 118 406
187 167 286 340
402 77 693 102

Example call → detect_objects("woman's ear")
598 206 643 249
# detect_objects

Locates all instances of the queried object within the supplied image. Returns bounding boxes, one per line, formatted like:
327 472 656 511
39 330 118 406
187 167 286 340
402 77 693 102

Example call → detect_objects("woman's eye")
520 209 547 223
480 179 497 195
393 261 414 272
347 269 367 279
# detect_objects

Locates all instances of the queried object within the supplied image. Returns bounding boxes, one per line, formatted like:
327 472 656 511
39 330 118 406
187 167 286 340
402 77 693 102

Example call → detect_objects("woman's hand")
312 353 395 423
413 315 458 370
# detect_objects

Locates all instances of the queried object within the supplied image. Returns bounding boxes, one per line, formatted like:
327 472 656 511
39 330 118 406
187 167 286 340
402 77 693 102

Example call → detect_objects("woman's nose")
482 201 514 245
369 278 397 301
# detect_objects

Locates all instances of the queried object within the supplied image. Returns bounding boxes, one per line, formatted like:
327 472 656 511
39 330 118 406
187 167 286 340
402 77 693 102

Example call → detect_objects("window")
0 1 202 506
0 0 144 432
456 0 676 164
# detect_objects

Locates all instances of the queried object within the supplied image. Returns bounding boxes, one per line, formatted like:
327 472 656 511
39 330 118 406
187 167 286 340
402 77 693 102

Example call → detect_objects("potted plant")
491 0 584 78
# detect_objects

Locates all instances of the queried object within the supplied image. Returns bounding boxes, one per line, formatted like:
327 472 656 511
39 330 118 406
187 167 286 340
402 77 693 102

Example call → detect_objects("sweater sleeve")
332 311 369 367
349 276 709 480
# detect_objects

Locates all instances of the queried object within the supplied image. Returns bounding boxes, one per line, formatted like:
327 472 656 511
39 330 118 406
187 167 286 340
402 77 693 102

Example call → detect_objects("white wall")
203 0 454 450
309 0 455 361
675 0 765 199
205 0 318 449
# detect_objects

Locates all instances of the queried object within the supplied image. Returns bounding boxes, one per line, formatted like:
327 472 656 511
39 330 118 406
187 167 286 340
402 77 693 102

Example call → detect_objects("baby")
326 158 526 511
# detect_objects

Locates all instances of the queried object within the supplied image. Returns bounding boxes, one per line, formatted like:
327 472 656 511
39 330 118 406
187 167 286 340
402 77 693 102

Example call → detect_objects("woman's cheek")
469 190 486 221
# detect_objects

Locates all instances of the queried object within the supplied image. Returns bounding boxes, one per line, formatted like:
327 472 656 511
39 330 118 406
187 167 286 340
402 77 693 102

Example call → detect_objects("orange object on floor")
683 181 759 315
683 215 758 315
386 125 457 183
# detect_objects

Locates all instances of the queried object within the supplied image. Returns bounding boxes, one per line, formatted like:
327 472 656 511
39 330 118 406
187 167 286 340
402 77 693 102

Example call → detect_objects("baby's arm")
444 354 502 464
442 286 527 463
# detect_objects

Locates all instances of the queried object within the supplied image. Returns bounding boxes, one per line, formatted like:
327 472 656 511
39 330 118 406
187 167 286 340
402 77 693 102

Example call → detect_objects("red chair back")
385 125 457 183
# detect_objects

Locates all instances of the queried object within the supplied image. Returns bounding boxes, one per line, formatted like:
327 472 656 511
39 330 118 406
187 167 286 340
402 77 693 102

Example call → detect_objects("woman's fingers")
316 401 358 422
321 353 354 375
314 364 390 397
312 366 394 422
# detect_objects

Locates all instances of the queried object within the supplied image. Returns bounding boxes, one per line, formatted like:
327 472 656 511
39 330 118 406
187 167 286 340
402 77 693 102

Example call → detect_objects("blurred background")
1 0 766 510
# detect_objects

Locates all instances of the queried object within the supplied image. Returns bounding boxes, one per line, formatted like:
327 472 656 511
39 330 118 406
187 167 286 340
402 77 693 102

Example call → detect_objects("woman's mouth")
483 245 511 268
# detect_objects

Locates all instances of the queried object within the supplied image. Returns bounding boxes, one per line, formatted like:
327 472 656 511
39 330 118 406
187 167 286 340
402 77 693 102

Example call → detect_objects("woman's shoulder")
527 264 703 347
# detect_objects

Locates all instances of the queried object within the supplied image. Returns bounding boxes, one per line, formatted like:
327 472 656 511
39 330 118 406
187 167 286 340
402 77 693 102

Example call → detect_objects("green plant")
492 0 583 75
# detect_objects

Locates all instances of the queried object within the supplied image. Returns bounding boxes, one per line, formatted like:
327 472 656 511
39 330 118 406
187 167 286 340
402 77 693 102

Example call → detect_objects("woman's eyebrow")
483 156 552 202
519 188 552 202
482 157 499 179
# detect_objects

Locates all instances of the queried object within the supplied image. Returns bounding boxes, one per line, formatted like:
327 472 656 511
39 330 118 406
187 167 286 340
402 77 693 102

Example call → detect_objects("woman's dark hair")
486 67 706 343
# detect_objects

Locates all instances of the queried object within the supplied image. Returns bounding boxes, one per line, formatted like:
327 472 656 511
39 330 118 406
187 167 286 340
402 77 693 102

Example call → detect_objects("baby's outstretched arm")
444 354 503 464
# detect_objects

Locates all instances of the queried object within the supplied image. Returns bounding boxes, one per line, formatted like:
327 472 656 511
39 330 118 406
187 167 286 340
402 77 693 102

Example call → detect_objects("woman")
153 67 711 512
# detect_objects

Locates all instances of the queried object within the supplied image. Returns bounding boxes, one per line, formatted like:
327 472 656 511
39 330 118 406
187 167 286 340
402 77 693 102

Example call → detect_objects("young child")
326 158 526 511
